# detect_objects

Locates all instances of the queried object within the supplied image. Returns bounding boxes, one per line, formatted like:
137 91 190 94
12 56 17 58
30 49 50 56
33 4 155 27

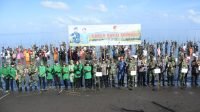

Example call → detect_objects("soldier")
53 62 62 90
191 57 199 86
127 57 137 89
167 56 176 86
92 59 99 89
180 57 187 88
29 62 38 91
16 62 25 92
63 63 70 90
147 56 156 86
101 60 108 88
46 64 53 89
106 59 111 87
38 63 46 90
74 60 83 89
69 60 75 89
110 59 117 87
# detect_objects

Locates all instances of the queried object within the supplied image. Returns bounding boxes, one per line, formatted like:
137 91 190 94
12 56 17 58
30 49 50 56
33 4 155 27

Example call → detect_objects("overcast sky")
0 0 200 47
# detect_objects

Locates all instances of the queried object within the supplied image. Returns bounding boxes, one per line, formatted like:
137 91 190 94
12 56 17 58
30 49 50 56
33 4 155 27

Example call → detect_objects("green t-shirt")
74 64 83 78
0 67 2 77
2 67 10 77
63 66 70 80
46 66 53 80
84 65 92 79
38 65 46 77
53 64 62 77
10 67 17 79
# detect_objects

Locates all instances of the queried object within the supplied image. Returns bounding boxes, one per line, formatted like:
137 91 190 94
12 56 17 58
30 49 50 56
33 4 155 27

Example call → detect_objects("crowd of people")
0 40 200 93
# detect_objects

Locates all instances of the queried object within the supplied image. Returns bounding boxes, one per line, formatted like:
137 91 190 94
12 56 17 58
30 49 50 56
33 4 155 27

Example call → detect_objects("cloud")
187 9 200 24
87 3 107 12
119 5 127 9
41 1 69 10
54 16 102 27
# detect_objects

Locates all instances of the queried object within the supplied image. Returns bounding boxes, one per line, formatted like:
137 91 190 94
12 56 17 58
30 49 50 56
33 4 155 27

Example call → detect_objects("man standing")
117 57 126 88
191 57 199 86
53 62 62 90
0 66 3 91
2 63 11 92
101 60 108 88
127 57 137 89
46 64 53 89
29 62 38 91
62 63 70 90
74 61 83 89
110 59 117 87
167 56 176 86
38 63 46 90
69 60 75 89
16 62 25 92
147 56 156 86
84 62 92 89
10 63 17 92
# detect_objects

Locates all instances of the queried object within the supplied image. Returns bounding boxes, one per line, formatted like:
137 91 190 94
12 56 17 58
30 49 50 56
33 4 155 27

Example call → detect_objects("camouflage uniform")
180 59 187 87
110 60 117 87
16 64 25 91
28 63 38 91
147 58 156 86
127 58 137 88
167 57 176 86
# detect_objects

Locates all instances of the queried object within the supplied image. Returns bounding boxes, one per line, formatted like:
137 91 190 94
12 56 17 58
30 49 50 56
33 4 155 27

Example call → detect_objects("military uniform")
180 59 187 87
16 64 25 92
167 57 175 86
147 58 156 86
110 60 117 87
127 58 137 88
29 63 38 91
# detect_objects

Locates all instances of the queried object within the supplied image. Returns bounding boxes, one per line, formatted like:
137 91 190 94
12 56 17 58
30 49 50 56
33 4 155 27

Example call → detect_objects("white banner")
68 24 141 46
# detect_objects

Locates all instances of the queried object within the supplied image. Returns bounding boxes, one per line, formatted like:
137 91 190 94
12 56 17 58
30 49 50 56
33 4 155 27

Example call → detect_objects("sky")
0 0 200 47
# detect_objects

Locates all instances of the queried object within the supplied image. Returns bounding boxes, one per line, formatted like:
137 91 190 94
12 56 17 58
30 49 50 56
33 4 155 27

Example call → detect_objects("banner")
68 24 141 46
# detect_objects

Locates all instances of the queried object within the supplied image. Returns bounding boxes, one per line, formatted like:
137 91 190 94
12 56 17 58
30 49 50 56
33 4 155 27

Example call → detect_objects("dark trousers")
167 73 174 86
102 75 109 88
138 72 146 86
85 79 92 89
191 73 198 86
159 72 165 86
127 75 133 87
39 77 46 89
4 77 14 91
118 71 125 87
47 79 53 88
54 75 61 89
63 79 69 89
75 78 81 88
0 77 2 89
